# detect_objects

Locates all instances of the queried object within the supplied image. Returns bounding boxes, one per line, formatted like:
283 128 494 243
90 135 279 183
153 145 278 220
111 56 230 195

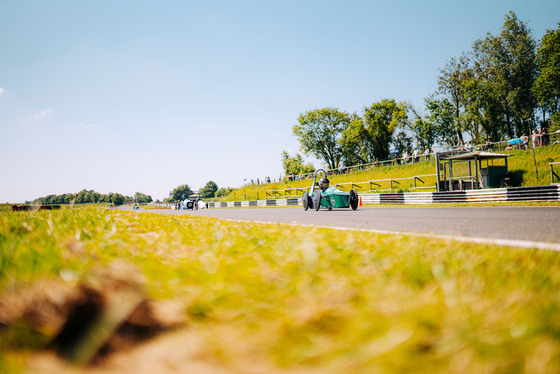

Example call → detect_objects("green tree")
363 99 408 161
410 117 438 149
340 114 367 166
340 100 407 162
437 54 470 142
76 189 87 204
199 181 219 198
170 184 193 202
403 104 438 149
484 11 537 137
281 151 315 176
534 23 560 129
109 193 124 206
425 97 456 146
462 75 489 143
550 112 560 132
293 108 351 169
134 192 153 204
216 187 234 197
463 39 505 142
393 131 413 154
84 190 92 203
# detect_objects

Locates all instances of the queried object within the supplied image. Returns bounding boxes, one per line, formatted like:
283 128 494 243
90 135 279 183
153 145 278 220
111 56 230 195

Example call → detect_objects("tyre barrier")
208 185 559 208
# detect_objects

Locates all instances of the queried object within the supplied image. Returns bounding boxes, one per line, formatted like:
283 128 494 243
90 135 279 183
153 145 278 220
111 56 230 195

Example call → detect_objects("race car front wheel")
313 189 321 211
302 191 309 210
350 189 359 210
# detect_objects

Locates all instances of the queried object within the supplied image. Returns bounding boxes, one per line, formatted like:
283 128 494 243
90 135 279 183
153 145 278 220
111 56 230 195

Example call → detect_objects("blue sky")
1 0 559 203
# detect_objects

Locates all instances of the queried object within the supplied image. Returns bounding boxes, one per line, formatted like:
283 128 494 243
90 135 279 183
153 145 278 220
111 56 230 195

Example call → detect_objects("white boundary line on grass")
222 219 560 252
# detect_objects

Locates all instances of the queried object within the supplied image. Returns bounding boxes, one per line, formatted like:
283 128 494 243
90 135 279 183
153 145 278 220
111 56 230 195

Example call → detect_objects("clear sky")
1 0 559 203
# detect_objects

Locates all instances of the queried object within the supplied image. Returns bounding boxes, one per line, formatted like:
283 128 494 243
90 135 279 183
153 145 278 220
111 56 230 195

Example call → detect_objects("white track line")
221 218 560 252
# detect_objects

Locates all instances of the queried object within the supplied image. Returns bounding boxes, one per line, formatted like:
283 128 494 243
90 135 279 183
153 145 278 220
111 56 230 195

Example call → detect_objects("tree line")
287 12 560 172
164 181 234 202
29 189 153 206
29 181 236 206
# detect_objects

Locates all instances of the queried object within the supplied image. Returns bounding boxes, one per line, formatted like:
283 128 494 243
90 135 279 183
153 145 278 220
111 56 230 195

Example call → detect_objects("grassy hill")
219 144 560 202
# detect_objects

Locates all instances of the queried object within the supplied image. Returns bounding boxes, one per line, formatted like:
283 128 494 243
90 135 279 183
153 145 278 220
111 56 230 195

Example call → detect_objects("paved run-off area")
125 206 560 250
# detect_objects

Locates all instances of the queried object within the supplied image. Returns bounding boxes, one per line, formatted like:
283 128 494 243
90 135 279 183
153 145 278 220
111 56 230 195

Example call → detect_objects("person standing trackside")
522 133 529 149
412 148 419 163
532 130 539 149
486 136 493 151
423 146 430 161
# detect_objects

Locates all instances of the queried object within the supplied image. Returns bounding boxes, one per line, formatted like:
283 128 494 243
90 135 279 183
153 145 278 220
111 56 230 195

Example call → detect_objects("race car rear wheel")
302 191 309 210
350 189 359 210
313 189 321 211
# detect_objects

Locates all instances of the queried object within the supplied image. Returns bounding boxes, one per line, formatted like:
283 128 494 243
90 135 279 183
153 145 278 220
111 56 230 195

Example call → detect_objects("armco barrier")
507 185 560 201
208 198 299 208
209 185 559 208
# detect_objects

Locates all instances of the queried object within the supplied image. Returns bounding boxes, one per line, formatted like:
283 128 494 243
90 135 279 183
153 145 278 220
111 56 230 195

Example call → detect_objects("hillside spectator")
542 127 550 146
486 136 493 151
412 148 419 163
532 130 539 149
402 150 409 164
521 133 529 149
423 146 430 161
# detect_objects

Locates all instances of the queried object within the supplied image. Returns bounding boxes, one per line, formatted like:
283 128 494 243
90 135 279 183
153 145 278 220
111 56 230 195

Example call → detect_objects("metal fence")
266 174 438 199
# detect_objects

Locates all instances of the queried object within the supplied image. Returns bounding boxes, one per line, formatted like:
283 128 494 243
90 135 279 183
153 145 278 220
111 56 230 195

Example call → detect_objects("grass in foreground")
1 207 560 373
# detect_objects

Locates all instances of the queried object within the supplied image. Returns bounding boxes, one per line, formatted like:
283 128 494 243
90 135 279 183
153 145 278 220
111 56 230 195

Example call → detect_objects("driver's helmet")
319 177 330 190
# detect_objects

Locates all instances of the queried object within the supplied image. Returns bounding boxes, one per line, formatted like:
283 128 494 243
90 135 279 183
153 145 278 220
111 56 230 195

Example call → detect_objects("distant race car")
302 169 359 211
181 194 198 210
182 200 197 210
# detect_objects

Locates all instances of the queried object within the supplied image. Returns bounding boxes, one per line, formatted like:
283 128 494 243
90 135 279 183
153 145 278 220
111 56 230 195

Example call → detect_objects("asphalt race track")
123 205 560 250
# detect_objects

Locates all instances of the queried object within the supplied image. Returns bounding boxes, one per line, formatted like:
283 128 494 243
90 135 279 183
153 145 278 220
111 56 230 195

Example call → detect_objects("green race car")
302 169 359 211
